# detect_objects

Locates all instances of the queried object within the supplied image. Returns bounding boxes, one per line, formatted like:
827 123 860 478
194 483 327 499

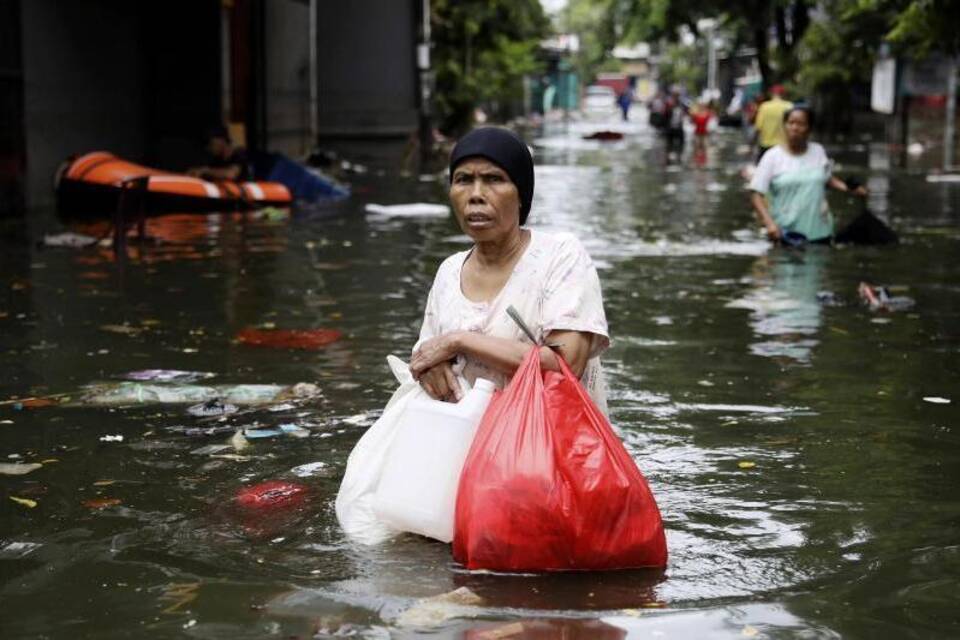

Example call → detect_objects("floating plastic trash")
236 328 342 350
41 232 99 248
125 370 216 383
364 203 450 217
79 382 317 407
234 481 308 510
290 462 327 477
187 399 238 417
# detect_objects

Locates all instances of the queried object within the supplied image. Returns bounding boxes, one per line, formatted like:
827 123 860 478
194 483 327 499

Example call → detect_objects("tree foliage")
432 0 549 134
794 0 960 98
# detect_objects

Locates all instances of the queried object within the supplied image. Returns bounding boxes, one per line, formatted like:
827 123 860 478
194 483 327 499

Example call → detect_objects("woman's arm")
827 175 868 196
750 191 781 241
410 329 594 384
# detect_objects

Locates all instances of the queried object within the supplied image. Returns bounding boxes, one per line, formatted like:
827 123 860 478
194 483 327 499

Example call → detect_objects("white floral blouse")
415 229 611 414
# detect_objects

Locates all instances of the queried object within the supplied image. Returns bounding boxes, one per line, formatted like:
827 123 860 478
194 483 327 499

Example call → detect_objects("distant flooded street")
2 115 959 638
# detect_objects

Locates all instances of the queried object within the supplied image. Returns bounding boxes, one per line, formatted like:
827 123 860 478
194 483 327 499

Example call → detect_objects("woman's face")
449 158 521 242
784 110 811 147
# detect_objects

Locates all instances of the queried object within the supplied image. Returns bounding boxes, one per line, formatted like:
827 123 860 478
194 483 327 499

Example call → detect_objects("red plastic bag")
453 347 667 571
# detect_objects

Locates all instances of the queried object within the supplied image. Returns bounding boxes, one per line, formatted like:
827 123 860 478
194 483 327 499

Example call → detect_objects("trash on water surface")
230 430 251 452
236 327 342 350
10 496 38 509
364 203 450 217
80 382 318 407
168 424 236 437
191 444 232 455
738 461 757 469
923 397 951 404
233 480 308 510
40 232 100 248
99 434 124 442
0 462 43 475
395 587 484 628
0 541 42 558
100 324 144 336
82 498 122 509
188 398 239 417
290 461 327 477
125 370 216 383
242 423 310 439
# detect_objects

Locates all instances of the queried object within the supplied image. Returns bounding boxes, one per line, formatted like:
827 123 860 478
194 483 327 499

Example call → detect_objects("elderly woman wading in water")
409 127 610 414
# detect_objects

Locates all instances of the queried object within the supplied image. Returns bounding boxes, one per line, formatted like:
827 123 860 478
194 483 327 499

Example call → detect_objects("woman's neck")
787 139 808 155
473 228 529 269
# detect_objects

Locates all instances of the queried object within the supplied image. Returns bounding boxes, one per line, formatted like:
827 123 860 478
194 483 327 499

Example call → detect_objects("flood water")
2 113 959 639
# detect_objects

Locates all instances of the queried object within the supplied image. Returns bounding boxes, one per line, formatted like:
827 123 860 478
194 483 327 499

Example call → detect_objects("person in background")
691 101 714 153
187 125 252 182
749 106 867 244
664 89 687 159
408 127 610 415
743 90 764 144
617 86 633 121
753 85 793 162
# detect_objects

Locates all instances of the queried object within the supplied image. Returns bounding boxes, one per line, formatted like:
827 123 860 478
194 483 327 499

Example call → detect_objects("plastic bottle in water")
373 378 495 542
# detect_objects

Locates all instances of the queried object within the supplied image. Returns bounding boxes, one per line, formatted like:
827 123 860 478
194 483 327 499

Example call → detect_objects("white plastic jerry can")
373 378 495 542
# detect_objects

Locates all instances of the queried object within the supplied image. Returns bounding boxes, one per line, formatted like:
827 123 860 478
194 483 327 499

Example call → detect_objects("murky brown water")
2 113 959 638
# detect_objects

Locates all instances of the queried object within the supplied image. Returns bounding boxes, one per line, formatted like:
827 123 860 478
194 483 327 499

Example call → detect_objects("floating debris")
0 462 43 476
187 398 239 417
290 462 328 478
10 496 38 509
125 370 216 384
396 587 484 628
41 232 100 248
82 498 122 509
365 203 450 217
236 327 342 350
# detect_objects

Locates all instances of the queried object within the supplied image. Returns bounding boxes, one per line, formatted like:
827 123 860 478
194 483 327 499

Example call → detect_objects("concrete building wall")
316 0 418 137
265 0 311 156
20 0 147 207
19 1 221 209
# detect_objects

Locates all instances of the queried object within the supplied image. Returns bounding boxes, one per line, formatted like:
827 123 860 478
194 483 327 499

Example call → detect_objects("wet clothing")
415 229 610 414
665 99 686 155
754 97 793 148
692 110 711 136
750 142 834 242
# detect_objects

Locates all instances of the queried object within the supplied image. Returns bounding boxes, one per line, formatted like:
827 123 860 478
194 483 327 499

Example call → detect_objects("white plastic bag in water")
334 355 425 544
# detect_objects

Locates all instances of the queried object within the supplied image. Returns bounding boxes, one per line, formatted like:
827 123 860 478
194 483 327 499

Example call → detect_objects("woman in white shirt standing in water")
749 106 867 244
409 127 611 415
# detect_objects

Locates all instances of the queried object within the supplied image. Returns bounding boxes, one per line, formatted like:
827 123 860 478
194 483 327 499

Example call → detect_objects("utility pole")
945 55 957 170
698 18 718 100
417 0 433 170
309 0 319 151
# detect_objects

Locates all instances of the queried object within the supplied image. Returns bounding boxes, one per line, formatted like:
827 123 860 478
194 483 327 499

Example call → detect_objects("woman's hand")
410 333 460 379
765 222 782 241
417 361 463 402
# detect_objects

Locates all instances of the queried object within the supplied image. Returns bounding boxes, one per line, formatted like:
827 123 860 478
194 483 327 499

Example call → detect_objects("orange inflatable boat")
56 151 292 216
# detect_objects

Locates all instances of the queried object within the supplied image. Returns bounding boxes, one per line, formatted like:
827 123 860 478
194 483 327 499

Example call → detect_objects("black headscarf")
449 127 534 225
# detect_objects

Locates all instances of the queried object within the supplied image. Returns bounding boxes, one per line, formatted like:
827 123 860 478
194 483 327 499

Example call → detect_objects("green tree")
795 0 960 98
432 0 550 134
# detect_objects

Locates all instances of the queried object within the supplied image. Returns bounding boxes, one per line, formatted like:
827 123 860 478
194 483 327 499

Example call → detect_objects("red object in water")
234 481 308 510
582 130 624 141
236 327 342 350
454 348 667 572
